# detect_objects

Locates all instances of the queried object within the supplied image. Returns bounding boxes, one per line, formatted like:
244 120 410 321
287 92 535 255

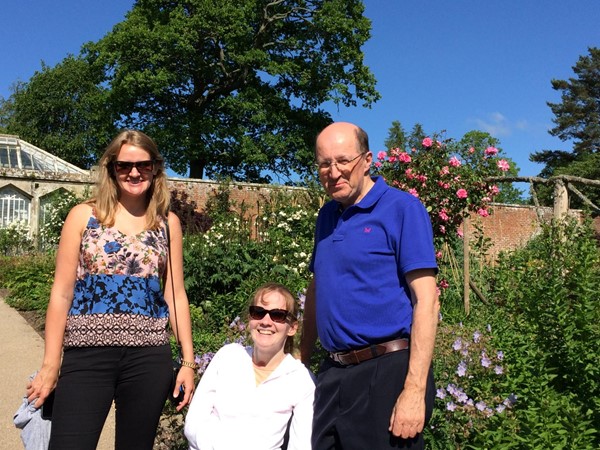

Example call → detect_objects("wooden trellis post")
463 215 470 315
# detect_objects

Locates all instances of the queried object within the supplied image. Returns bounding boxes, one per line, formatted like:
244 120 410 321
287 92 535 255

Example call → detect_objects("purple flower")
481 352 491 368
503 394 518 407
473 331 482 343
475 401 487 412
456 391 469 404
436 388 447 399
446 383 459 397
446 401 456 411
196 352 215 374
456 360 467 377
297 291 306 311
494 365 504 375
497 350 504 360
452 338 463 351
496 404 506 414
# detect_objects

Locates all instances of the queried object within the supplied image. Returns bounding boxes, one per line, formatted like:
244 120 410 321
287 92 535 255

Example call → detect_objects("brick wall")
464 203 600 261
2 171 598 256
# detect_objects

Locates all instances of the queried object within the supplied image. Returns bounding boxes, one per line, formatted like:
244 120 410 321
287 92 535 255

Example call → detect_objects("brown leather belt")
329 338 409 366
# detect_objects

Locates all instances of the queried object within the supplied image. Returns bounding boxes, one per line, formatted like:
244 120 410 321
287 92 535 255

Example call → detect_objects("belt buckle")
330 351 348 365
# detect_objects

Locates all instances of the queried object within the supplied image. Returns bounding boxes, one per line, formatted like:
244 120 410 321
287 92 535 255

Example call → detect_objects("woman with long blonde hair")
26 130 195 449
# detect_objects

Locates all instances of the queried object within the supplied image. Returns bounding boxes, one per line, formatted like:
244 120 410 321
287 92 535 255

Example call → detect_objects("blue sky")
1 0 598 179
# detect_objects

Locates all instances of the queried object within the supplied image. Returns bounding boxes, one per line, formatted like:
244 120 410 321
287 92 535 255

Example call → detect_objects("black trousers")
312 349 435 450
49 345 172 450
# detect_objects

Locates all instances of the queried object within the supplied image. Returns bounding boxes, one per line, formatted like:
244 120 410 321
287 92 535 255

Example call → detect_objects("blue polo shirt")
309 176 437 352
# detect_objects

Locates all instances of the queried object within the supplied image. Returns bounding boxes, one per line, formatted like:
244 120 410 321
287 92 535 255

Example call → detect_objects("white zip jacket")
184 343 315 450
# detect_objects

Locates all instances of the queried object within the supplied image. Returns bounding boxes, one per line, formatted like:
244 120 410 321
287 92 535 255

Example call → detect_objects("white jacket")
184 343 315 450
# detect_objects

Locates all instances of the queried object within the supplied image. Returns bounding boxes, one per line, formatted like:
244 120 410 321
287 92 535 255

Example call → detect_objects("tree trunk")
188 159 205 180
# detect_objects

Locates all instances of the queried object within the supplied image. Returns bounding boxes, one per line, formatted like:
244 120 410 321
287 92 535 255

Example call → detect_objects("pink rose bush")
374 134 510 250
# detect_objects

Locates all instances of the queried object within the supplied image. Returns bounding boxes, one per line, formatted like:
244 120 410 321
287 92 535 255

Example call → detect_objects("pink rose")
477 208 489 217
485 146 498 156
377 151 387 161
398 152 412 163
374 161 382 168
422 137 433 147
456 188 468 199
440 166 450 176
497 159 510 171
449 156 461 167
408 188 419 198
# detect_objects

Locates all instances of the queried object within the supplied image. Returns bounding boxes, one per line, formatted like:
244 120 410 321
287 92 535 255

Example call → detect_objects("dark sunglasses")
113 160 156 175
249 305 290 324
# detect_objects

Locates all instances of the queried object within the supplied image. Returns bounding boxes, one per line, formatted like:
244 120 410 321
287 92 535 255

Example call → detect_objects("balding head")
316 122 369 156
314 122 374 207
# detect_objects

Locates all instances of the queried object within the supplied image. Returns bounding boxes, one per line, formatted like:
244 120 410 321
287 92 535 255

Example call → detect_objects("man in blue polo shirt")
300 122 439 449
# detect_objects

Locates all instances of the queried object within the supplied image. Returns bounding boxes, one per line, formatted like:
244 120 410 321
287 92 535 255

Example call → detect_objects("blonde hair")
250 282 299 354
89 130 170 229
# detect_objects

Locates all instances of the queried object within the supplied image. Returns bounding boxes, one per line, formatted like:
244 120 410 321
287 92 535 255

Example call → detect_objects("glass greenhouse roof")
0 134 87 174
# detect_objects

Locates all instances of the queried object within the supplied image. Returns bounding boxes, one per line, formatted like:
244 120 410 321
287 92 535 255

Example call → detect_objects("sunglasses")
113 160 156 175
248 305 290 324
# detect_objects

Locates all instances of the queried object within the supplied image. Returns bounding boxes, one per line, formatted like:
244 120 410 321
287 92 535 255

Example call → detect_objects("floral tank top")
63 212 170 347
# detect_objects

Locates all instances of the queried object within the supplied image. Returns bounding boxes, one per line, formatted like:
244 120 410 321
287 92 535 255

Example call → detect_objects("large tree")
3 0 378 181
530 47 600 207
3 57 118 169
82 0 379 180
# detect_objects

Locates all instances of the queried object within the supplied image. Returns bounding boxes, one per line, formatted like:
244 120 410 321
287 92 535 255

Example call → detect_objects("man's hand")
388 385 425 438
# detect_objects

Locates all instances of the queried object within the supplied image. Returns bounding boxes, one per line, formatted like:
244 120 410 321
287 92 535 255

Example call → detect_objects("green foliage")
2 253 55 312
384 120 408 150
428 316 517 448
183 185 318 356
4 56 118 168
375 129 516 253
77 0 379 180
427 296 598 449
39 189 84 250
0 221 35 256
490 218 600 430
531 47 600 207
546 47 600 157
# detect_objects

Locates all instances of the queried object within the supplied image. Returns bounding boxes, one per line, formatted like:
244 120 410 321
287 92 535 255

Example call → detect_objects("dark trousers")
312 349 435 450
49 345 172 450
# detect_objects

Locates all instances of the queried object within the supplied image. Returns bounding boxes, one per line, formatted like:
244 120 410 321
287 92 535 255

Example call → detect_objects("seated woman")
184 282 315 450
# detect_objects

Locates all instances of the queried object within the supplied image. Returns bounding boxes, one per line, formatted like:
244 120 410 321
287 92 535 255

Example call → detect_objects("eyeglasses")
248 305 290 324
315 152 366 172
113 160 156 175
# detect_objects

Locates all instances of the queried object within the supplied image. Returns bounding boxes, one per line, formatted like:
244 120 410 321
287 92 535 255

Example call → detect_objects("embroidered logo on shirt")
363 227 372 233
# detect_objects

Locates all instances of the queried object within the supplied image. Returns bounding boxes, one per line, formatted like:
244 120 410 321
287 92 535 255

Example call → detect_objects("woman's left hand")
172 366 196 411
